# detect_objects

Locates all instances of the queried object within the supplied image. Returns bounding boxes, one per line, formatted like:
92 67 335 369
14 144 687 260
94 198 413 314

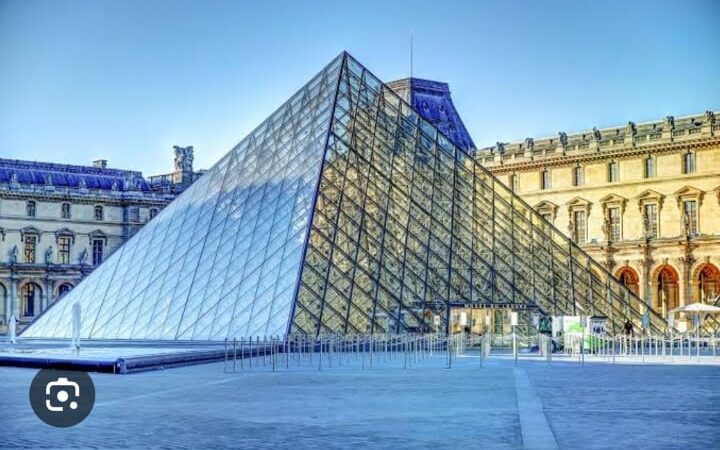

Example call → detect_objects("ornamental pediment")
635 189 665 211
673 185 704 207
565 196 592 214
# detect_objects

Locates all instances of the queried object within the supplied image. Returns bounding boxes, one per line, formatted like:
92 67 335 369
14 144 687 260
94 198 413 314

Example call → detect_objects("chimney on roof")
93 159 107 169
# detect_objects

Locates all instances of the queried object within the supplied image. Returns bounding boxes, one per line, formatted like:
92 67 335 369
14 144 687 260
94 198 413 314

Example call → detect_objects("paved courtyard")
1 354 719 449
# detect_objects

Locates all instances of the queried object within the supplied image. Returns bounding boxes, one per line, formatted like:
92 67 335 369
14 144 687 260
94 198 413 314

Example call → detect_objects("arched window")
695 264 720 303
58 283 72 299
27 200 37 217
61 202 71 219
94 205 104 221
21 282 41 317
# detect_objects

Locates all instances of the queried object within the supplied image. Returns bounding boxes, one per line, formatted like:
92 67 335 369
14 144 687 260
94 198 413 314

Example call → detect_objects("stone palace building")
0 146 202 330
475 111 720 330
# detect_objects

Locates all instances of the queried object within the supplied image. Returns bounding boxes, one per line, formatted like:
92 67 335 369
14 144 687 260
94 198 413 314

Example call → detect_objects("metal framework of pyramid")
23 53 666 340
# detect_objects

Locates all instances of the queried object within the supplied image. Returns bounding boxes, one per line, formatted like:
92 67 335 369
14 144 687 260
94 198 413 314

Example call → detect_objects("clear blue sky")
1 0 719 175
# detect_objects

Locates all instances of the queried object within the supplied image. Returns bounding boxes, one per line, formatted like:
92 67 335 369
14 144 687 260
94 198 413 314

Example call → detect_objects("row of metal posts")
223 333 498 373
223 332 718 373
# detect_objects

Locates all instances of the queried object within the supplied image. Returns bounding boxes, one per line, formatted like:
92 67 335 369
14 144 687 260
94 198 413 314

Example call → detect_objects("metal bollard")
224 337 228 373
233 338 237 373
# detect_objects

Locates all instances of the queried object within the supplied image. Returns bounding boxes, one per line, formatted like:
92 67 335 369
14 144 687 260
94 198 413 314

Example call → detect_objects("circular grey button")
29 369 95 427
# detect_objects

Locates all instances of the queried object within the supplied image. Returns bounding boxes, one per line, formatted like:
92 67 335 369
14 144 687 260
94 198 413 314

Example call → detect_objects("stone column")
9 275 19 319
44 277 53 312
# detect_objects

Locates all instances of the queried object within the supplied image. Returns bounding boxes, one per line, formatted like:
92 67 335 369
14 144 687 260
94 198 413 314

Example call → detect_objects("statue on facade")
9 245 17 264
525 137 534 152
705 110 716 124
558 131 568 147
625 121 637 137
45 246 54 264
173 146 195 173
495 142 505 155
592 127 602 141
602 217 611 242
78 249 88 265
9 172 19 188
111 180 119 191
44 173 53 186
683 212 692 237
78 177 87 189
664 115 675 131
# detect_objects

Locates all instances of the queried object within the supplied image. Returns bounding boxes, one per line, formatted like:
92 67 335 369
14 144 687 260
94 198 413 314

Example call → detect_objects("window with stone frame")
57 236 72 264
682 151 696 174
644 156 656 178
643 203 658 239
92 239 104 266
26 200 36 217
683 200 698 235
573 166 584 187
607 161 619 182
607 207 622 241
509 174 519 193
541 169 551 190
23 235 37 263
572 209 587 243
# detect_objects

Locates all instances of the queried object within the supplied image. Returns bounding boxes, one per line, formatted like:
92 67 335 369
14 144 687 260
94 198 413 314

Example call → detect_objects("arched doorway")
653 265 679 318
694 263 720 303
20 282 41 318
616 267 640 297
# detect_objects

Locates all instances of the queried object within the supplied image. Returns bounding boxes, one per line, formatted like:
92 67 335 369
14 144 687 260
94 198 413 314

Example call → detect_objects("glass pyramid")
23 53 666 340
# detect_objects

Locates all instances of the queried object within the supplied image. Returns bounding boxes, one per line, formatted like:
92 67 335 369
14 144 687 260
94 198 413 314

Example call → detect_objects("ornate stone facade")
0 148 203 331
475 111 720 330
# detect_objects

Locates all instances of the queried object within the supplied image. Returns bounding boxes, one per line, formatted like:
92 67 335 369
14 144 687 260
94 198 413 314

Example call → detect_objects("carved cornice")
481 136 720 175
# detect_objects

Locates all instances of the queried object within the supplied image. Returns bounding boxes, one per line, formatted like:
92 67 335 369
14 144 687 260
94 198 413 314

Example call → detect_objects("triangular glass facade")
24 54 343 340
24 53 666 340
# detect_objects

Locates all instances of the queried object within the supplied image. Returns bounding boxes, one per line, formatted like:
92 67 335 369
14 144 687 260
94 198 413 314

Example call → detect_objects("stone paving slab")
0 355 719 449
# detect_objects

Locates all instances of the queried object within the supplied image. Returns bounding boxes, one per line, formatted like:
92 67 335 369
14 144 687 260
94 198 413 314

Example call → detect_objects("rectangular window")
573 210 586 243
683 200 698 235
510 175 519 193
683 152 695 174
573 166 584 186
92 239 104 266
541 170 551 190
608 161 619 182
608 207 622 241
643 204 658 239
644 157 656 178
541 213 553 224
58 236 71 264
24 235 37 263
